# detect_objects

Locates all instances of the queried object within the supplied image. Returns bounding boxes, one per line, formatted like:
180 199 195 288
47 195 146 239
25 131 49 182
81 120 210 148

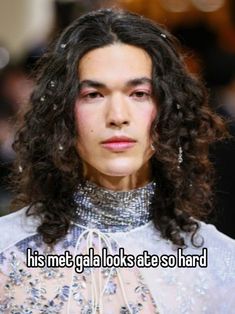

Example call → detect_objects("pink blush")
74 99 90 128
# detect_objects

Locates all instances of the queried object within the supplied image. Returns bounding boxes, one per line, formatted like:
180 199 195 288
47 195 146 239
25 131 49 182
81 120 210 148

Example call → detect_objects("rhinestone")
50 80 56 88
73 180 156 232
176 103 181 110
160 33 167 38
104 281 117 295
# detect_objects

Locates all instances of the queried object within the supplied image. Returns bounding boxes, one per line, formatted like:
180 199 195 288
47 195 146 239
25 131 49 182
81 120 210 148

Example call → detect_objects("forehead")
78 43 152 85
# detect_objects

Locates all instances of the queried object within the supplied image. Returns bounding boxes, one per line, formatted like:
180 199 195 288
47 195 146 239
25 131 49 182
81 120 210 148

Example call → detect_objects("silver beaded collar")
73 180 156 232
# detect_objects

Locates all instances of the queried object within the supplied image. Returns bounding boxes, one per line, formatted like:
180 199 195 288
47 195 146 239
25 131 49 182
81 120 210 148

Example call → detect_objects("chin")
102 170 135 177
99 161 141 177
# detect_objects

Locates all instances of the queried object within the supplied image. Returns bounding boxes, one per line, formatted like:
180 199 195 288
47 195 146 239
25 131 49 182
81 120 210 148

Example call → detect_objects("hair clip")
49 80 56 88
176 103 181 110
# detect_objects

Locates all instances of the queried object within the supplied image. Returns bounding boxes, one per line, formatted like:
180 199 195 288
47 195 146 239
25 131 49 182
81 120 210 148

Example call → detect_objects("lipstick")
101 136 136 151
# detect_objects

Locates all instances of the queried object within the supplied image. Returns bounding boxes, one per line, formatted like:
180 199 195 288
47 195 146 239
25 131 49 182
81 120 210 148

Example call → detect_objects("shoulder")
186 220 235 284
197 220 235 248
0 207 40 253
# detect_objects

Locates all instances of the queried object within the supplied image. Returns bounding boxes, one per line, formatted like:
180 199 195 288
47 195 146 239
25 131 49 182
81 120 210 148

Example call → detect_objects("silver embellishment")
176 103 181 110
9 252 29 285
60 43 66 49
178 146 183 164
104 281 117 295
74 180 156 232
56 285 70 302
50 80 56 88
160 33 167 38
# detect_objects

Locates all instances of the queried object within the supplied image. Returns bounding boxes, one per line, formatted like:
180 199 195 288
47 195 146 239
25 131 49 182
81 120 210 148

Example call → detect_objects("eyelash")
82 91 151 100
84 92 102 99
132 91 151 99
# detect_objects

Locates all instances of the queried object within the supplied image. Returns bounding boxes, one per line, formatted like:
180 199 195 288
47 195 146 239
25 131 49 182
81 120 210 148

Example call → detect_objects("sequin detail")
1 181 235 313
74 180 156 232
0 228 159 313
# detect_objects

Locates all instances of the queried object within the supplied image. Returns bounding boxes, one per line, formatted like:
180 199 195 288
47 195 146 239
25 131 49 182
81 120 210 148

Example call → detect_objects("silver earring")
58 144 64 151
178 145 183 164
176 103 183 166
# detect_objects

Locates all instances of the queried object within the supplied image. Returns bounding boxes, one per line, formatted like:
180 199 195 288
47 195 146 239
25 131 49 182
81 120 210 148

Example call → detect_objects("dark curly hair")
10 8 227 247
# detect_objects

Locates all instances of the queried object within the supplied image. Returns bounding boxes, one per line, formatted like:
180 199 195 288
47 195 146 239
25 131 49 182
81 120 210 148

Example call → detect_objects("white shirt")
0 206 235 314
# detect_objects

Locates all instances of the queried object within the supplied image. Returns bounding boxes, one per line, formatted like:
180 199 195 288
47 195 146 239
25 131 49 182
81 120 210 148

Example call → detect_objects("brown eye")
86 92 102 99
134 92 147 97
131 91 151 100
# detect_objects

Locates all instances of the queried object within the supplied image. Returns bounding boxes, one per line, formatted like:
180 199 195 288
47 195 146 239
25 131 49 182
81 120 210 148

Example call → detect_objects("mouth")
100 136 137 151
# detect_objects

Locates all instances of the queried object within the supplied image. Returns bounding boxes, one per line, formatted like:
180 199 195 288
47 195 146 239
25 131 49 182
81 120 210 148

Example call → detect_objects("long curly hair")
10 8 228 247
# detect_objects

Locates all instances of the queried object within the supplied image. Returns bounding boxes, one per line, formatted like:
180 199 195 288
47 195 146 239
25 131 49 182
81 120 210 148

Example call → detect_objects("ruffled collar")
73 180 156 232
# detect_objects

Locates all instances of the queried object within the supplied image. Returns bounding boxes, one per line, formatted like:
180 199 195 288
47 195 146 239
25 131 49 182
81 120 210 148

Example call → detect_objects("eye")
84 92 103 99
79 91 104 103
131 91 151 100
134 91 147 97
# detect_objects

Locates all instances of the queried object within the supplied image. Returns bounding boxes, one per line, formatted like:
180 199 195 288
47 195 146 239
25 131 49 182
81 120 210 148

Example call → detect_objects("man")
0 8 234 313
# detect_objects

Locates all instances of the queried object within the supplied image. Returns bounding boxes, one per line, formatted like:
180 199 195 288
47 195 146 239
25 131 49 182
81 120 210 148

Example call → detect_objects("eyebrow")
78 77 152 90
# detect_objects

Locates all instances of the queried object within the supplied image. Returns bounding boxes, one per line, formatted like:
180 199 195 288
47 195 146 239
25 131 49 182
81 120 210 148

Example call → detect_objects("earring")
178 145 183 164
151 143 155 151
175 102 183 165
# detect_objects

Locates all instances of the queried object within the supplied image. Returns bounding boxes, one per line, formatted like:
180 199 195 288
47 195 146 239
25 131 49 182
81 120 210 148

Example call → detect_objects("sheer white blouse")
0 180 235 313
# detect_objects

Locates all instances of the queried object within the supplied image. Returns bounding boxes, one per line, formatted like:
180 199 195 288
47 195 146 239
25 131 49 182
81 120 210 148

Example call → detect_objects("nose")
106 93 130 128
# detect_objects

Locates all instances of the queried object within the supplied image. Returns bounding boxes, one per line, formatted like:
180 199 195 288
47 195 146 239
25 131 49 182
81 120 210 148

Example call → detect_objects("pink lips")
101 136 136 151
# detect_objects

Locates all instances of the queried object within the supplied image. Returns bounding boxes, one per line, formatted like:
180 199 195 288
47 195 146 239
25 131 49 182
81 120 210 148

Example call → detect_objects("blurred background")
0 0 234 238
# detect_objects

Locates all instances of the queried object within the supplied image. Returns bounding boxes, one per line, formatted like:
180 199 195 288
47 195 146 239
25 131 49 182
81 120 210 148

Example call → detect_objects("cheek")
74 102 95 137
140 106 157 131
150 106 157 124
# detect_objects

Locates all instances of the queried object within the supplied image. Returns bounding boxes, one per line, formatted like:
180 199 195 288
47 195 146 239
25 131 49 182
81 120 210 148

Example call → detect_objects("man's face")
75 43 157 183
